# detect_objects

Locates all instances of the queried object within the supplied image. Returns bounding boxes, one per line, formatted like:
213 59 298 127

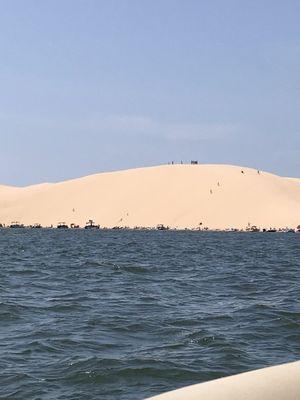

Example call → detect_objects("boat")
70 223 80 229
9 222 25 228
157 224 169 230
250 225 260 232
57 222 69 229
84 220 100 229
145 360 300 400
32 223 42 229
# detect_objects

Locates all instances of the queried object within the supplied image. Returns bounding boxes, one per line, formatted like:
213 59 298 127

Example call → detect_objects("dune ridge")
0 164 299 229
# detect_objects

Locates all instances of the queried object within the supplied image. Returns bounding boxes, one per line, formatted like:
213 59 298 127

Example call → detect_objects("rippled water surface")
0 230 300 399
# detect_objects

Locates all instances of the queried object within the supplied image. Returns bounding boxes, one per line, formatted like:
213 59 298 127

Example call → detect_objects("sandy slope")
0 164 299 229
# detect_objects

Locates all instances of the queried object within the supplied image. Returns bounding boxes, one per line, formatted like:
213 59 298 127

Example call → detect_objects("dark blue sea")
0 230 300 399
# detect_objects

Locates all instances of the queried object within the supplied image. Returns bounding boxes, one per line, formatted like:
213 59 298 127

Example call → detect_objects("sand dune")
0 164 299 229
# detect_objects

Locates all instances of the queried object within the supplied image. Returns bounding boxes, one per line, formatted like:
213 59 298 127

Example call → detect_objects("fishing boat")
70 223 80 229
157 224 169 230
32 223 42 229
57 222 69 229
9 222 25 228
84 220 100 229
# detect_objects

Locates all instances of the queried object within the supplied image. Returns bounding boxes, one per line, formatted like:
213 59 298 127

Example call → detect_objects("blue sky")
0 0 299 185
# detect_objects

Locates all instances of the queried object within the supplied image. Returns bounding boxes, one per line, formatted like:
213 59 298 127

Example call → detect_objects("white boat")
145 361 300 400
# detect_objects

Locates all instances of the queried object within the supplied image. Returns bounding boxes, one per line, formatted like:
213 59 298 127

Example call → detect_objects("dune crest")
0 164 299 229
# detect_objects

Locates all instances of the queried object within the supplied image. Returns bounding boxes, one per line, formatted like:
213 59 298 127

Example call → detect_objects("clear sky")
1 0 299 185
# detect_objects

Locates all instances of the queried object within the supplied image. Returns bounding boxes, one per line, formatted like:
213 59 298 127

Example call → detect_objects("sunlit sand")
0 164 299 229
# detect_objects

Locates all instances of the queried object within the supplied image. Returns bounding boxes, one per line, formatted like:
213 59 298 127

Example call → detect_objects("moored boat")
9 222 24 228
57 222 69 229
70 223 80 229
157 224 169 230
32 223 42 228
84 220 100 229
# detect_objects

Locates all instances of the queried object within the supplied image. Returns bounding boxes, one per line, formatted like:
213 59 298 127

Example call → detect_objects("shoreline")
1 164 300 231
1 224 299 233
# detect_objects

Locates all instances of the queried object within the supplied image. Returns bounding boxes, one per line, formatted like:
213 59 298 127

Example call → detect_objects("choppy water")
0 230 300 399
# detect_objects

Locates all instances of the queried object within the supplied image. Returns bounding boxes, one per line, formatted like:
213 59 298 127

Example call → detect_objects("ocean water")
0 230 300 400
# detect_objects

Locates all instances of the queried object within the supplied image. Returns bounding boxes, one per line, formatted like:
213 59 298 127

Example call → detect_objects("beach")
0 164 300 230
